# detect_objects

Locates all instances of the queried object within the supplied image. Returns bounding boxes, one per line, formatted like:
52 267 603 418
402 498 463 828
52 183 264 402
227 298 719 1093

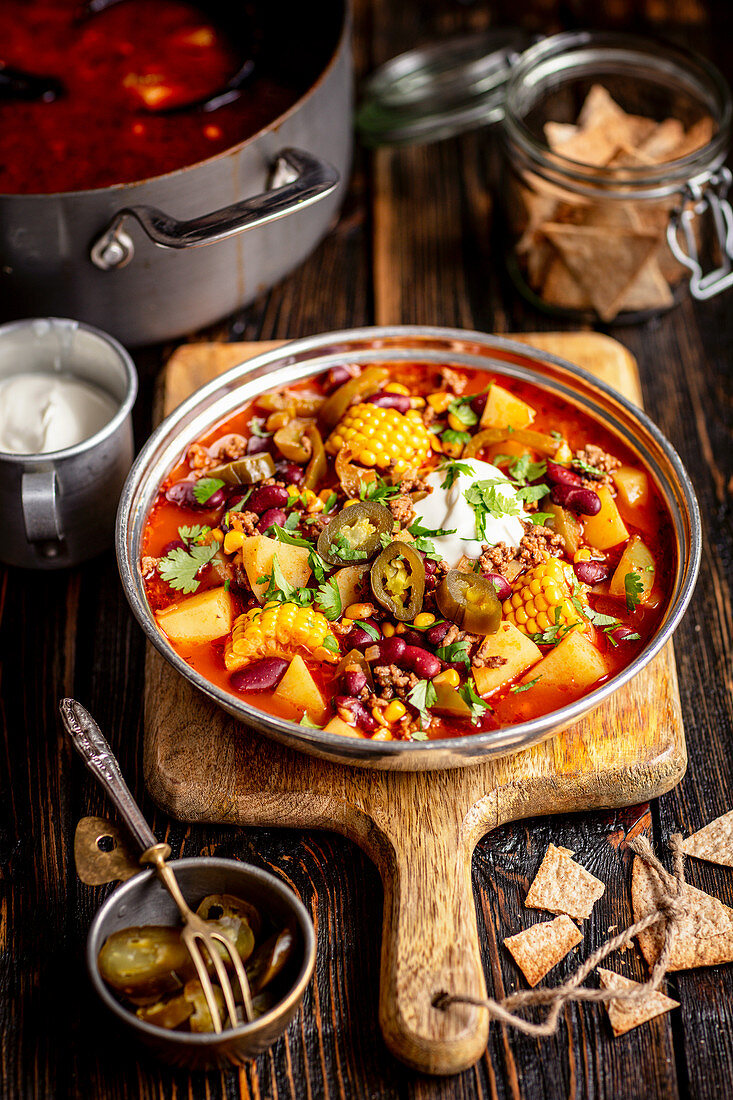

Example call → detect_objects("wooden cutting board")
144 333 685 1076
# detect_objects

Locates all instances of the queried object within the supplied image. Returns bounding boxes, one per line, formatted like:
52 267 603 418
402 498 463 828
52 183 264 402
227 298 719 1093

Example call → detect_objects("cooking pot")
116 327 701 771
0 1 351 347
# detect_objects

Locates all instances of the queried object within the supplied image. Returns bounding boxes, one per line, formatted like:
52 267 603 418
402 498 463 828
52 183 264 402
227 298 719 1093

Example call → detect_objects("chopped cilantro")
624 571 644 612
157 543 217 594
506 454 547 486
308 549 328 584
458 679 490 724
441 428 472 446
260 555 315 606
572 456 601 478
321 635 340 655
447 396 478 428
316 577 342 621
268 524 313 548
516 484 550 506
530 512 555 526
192 477 225 505
332 533 369 562
360 476 400 504
464 478 522 539
440 461 474 490
435 639 471 668
287 491 306 508
407 679 437 724
408 520 457 538
323 491 338 513
410 728 429 741
249 417 270 438
352 620 381 641
299 714 321 728
178 524 210 545
511 677 541 693
284 512 300 531
550 430 563 441
224 578 231 592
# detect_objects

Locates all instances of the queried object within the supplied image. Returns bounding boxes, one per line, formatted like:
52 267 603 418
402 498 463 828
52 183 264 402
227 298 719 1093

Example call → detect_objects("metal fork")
59 698 254 1031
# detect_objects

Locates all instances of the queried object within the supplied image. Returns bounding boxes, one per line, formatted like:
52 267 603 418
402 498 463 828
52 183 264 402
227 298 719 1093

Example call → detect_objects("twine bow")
434 834 685 1037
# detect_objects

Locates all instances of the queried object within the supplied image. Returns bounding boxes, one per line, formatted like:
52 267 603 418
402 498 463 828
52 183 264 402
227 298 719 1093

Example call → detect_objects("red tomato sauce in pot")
141 362 676 742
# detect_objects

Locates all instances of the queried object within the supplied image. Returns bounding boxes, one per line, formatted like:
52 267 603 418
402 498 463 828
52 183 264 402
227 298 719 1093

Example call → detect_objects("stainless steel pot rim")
117 325 701 765
86 857 316 1045
0 4 350 200
0 316 138 462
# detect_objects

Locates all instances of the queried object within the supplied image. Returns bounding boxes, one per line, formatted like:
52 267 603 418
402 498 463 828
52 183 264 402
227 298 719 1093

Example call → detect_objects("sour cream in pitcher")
0 372 117 454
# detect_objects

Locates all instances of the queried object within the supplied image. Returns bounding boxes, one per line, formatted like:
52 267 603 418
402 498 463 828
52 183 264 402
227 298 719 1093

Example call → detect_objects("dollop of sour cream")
0 372 117 454
411 458 525 567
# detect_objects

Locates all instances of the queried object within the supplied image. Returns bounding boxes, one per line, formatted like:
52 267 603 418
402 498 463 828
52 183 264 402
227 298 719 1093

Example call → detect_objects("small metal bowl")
86 858 316 1069
117 326 701 770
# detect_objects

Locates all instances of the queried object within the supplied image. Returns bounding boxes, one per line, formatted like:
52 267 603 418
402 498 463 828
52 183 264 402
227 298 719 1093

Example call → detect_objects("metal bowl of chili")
117 327 701 770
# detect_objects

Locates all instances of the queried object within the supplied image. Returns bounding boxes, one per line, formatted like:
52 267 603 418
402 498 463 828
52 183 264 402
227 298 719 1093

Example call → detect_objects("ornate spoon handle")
59 698 157 854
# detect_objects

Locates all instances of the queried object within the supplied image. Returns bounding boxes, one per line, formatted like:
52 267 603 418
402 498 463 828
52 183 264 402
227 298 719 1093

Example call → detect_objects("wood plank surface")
1 0 732 1097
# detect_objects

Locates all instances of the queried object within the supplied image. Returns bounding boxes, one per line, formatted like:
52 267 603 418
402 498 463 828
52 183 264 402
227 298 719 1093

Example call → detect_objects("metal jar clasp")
667 166 733 300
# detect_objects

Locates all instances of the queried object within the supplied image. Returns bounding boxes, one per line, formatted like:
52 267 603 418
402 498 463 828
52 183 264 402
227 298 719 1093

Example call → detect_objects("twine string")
434 834 685 1038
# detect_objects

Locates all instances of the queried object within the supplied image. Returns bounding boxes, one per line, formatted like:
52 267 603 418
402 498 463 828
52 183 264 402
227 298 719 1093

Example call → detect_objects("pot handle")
89 147 339 271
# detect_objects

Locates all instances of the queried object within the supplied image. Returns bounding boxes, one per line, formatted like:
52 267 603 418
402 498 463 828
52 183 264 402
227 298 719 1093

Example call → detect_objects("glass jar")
358 29 733 323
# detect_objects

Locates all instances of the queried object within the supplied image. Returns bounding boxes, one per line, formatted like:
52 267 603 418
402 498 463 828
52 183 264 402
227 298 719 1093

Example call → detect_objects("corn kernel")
433 668 460 688
427 392 453 413
223 530 245 554
211 528 224 543
344 602 374 620
371 706 388 727
555 441 573 465
371 728 394 741
382 622 396 638
413 612 436 629
502 557 590 639
384 700 407 722
395 622 407 634
574 548 592 562
266 409 292 431
385 383 409 395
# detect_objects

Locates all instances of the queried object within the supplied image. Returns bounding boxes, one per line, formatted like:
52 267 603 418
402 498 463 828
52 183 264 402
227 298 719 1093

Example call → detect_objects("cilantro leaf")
507 454 547 486
308 549 328 584
410 728 429 741
360 476 400 504
572 456 603 478
352 619 381 641
458 679 490 724
268 524 313 549
316 577 342 621
408 520 457 538
530 512 555 526
411 617 445 633
323 491 338 513
284 512 300 531
157 543 217 594
435 639 471 668
511 676 541 693
624 571 644 612
407 679 437 724
464 478 522 539
178 524 210 545
440 461 474 490
192 477 225 505
447 397 478 428
516 484 550 505
550 430 563 441
441 428 471 446
332 532 369 562
321 635 340 655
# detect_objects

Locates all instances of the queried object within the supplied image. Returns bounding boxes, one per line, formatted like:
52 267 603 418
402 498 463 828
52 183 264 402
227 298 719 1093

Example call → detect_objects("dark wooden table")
3 1 732 1097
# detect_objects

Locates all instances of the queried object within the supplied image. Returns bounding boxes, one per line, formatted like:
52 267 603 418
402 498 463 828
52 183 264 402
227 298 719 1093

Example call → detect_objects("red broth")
141 362 675 741
0 0 319 193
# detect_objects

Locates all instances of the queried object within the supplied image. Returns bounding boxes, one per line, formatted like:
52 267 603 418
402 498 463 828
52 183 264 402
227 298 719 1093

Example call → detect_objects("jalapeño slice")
436 569 501 635
370 542 426 622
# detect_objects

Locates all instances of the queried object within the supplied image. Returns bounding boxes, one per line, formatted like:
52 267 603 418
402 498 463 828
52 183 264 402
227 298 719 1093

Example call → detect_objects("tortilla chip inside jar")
504 915 582 987
525 843 605 920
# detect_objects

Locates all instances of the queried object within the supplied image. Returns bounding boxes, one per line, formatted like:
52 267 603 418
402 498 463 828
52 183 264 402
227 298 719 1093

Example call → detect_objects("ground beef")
440 366 468 394
389 494 416 526
187 433 248 471
517 521 564 566
372 665 420 703
399 473 431 495
479 542 516 576
422 405 438 427
306 514 331 536
141 555 159 576
229 510 259 537
473 647 507 670
574 444 620 482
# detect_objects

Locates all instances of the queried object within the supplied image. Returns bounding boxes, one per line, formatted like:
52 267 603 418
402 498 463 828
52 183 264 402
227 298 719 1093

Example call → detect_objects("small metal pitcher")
0 317 137 568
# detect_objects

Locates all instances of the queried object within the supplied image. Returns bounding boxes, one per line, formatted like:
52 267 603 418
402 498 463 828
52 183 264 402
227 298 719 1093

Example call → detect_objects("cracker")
504 916 582 987
682 810 733 869
632 855 733 970
597 968 679 1036
543 223 659 321
525 843 605 919
615 261 673 313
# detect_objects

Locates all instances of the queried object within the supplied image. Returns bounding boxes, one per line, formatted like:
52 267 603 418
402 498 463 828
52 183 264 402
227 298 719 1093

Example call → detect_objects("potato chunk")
480 383 536 431
155 587 234 645
515 629 608 710
609 536 655 604
582 485 629 550
612 466 649 510
332 565 370 611
547 502 583 557
272 655 328 724
473 622 543 697
323 715 364 737
240 535 311 601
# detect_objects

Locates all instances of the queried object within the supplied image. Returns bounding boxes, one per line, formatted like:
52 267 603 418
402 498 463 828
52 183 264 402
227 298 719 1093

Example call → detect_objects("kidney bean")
401 645 441 679
343 668 368 696
274 460 305 487
415 549 437 577
226 489 249 510
425 621 450 647
377 636 407 664
165 480 200 509
574 559 609 585
348 625 381 650
160 539 186 556
257 508 287 534
364 393 411 414
334 695 377 732
610 626 640 645
546 461 583 488
246 435 270 455
230 658 289 693
398 628 424 648
204 489 228 510
327 365 353 390
484 572 511 601
470 392 487 416
550 484 602 516
248 484 289 514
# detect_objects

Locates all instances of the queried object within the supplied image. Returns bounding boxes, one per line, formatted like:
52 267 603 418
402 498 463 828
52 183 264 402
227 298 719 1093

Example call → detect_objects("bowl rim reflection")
116 325 701 769
86 857 316 1046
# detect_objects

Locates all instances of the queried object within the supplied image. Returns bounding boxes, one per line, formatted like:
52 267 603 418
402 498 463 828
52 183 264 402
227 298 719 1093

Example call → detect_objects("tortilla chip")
597 968 679 1036
543 224 659 321
504 916 582 987
669 115 715 160
541 257 592 309
578 84 627 129
544 122 579 151
638 118 685 162
549 124 622 168
607 146 656 170
525 843 605 919
632 855 733 970
615 261 673 313
580 203 645 231
682 811 733 868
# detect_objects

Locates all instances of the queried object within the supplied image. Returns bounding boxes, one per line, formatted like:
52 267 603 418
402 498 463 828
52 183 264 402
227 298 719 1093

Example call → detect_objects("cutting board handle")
376 819 489 1075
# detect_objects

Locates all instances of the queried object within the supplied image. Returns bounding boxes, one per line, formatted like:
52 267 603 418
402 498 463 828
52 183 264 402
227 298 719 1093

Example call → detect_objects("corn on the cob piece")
326 403 432 476
225 601 339 671
502 557 589 638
